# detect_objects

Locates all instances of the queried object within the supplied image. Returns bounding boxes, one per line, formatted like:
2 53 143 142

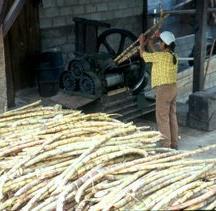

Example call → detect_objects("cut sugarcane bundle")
0 101 216 210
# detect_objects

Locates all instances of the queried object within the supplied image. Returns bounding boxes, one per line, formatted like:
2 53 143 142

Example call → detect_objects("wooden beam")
149 8 216 16
174 0 193 9
3 0 27 37
193 0 208 92
0 26 7 112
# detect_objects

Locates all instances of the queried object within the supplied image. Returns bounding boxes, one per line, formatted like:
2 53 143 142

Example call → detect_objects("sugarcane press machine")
60 18 155 122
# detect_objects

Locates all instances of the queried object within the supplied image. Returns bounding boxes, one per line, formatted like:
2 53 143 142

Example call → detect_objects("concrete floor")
135 111 216 159
179 126 216 159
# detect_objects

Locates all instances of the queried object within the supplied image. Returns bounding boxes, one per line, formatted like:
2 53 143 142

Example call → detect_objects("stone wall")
39 0 144 67
38 0 181 67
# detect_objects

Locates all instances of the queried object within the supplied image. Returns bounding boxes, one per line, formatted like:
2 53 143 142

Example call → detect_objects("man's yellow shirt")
142 51 178 88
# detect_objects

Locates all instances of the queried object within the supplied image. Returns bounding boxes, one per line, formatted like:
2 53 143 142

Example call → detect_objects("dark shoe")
171 145 178 150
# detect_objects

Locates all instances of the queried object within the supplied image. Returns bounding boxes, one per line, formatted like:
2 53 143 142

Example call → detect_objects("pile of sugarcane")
0 101 216 211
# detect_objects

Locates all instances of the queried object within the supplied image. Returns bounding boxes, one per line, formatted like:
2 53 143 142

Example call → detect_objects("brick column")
0 26 7 113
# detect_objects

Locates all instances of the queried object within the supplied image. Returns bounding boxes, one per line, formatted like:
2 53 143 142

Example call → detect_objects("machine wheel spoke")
117 35 126 55
97 28 137 58
102 39 116 56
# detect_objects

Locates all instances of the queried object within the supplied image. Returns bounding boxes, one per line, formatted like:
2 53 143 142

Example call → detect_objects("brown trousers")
155 84 178 148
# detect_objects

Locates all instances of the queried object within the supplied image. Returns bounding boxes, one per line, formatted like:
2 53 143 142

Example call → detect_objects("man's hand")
139 34 147 47
139 34 147 57
154 30 160 38
151 30 160 39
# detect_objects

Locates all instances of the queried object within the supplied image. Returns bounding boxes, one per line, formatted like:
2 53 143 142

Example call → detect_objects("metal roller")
68 58 91 79
61 71 77 91
105 73 124 88
79 72 102 97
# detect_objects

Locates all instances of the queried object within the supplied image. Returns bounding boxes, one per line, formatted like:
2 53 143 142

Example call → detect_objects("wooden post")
0 0 6 25
0 26 7 113
142 0 148 32
3 0 27 36
193 0 208 92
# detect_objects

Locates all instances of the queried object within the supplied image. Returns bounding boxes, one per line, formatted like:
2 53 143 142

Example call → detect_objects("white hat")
160 31 175 45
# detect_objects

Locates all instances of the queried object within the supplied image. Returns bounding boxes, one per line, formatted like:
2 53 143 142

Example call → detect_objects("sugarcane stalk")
4 180 48 210
152 181 204 210
116 158 216 174
168 184 216 210
75 159 148 203
93 180 122 192
133 166 200 194
171 181 215 206
144 164 214 210
114 14 169 63
0 197 17 210
115 169 195 210
2 100 42 116
88 170 148 211
75 191 95 211
0 133 62 200
58 125 136 184
186 195 216 210
30 166 102 211
1 102 216 211
63 151 180 198
204 195 216 210
13 169 65 197
0 110 65 123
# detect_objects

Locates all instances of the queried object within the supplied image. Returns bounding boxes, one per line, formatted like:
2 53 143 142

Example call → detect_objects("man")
139 31 178 149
